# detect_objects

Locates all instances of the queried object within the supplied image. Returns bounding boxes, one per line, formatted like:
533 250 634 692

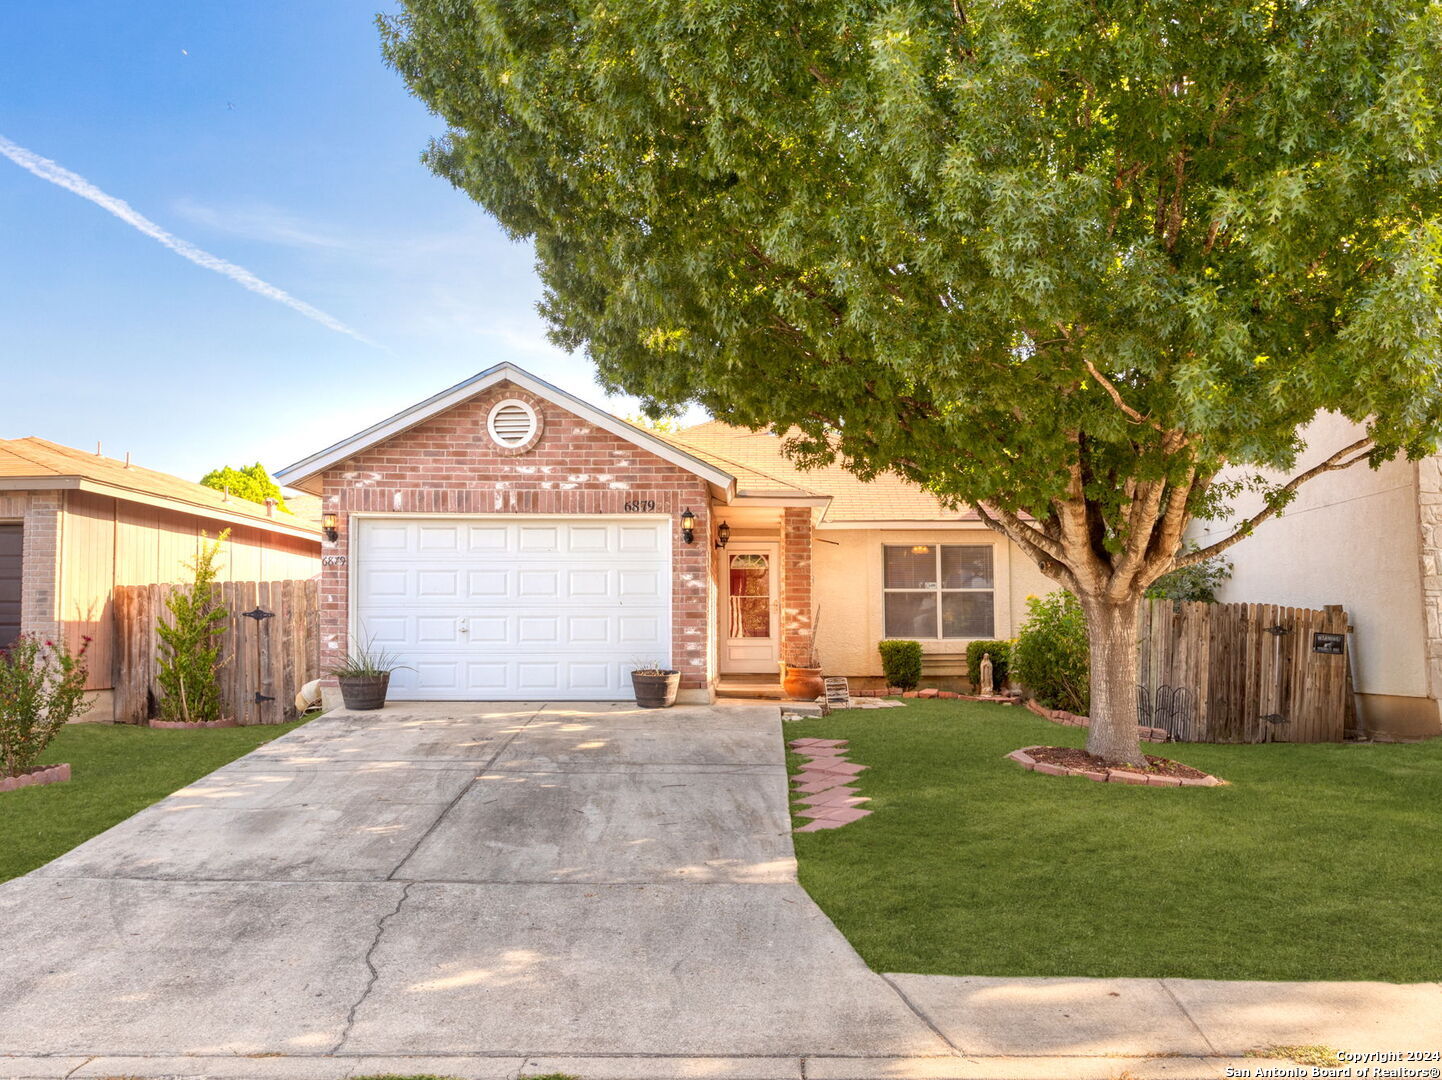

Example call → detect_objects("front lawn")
1 719 310 882
786 699 1441 982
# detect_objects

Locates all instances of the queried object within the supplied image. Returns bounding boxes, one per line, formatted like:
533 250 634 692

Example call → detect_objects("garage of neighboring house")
0 523 21 647
277 363 739 705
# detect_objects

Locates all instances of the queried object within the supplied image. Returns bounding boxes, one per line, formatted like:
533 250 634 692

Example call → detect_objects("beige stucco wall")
812 526 1054 679
1192 412 1438 736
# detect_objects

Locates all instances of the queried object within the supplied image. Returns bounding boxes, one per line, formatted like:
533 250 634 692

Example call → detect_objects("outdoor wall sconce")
715 521 731 549
322 512 339 543
680 508 696 545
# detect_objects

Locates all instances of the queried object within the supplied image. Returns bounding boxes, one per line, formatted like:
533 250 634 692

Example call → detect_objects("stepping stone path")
788 738 872 833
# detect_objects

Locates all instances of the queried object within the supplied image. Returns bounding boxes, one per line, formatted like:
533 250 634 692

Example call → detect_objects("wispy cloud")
0 134 380 347
172 197 350 250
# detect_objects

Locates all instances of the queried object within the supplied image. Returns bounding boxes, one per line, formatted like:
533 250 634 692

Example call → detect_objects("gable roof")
274 363 738 499
0 438 321 542
663 422 982 524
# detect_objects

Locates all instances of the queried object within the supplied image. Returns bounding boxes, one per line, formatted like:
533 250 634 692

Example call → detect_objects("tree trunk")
1080 593 1147 768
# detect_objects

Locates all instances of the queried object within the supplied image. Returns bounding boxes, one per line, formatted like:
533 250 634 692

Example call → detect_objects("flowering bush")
1011 592 1090 715
0 635 91 778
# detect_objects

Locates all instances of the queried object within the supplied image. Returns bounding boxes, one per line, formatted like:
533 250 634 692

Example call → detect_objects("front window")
883 544 994 639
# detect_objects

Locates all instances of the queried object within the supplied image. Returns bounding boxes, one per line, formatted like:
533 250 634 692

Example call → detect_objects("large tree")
381 0 1442 765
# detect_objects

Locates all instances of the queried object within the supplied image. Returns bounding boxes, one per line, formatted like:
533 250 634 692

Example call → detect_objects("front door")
720 544 779 674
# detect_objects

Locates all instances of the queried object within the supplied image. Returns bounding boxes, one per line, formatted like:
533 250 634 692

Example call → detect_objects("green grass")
786 699 1442 982
1 718 311 882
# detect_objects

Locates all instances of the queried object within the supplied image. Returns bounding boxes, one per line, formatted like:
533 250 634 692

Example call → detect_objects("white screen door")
720 544 779 674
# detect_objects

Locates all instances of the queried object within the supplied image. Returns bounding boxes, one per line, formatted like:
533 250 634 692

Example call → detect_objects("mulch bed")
1028 744 1209 780
1006 744 1226 786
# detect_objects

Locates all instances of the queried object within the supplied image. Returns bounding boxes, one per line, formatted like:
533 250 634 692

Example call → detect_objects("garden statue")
978 652 994 696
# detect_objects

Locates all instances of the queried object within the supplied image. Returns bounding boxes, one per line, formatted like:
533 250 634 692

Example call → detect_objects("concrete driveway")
0 702 951 1070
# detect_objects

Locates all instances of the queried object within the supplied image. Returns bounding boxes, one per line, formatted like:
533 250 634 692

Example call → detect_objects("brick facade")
1 492 63 646
780 506 815 667
318 382 715 692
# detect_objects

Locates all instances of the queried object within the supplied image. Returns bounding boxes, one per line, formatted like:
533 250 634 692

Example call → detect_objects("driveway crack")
388 703 550 881
331 880 414 1053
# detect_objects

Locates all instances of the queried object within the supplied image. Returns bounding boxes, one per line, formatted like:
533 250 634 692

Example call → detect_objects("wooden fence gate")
112 579 319 726
1137 599 1352 743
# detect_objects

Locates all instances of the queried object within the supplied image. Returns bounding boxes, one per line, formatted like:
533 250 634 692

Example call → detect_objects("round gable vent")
486 399 539 449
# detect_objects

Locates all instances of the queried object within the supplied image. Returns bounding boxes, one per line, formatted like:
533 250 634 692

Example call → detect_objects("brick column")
781 507 815 668
21 492 62 645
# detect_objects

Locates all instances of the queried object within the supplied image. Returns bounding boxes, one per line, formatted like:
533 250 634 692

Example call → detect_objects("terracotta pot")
783 665 824 701
338 673 391 711
632 670 680 709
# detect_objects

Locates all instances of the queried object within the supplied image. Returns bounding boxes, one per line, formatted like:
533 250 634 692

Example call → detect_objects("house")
0 438 321 720
1195 412 1442 740
276 363 1051 705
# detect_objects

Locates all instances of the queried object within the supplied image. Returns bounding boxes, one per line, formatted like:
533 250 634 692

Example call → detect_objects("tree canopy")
381 0 1442 761
199 463 288 513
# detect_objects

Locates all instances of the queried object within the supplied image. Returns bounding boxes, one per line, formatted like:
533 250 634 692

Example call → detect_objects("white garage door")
353 516 672 700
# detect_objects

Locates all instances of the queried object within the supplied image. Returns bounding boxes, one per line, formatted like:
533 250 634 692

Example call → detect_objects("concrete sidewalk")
0 701 1437 1079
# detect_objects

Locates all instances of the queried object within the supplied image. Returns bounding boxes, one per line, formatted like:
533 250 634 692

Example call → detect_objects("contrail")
0 134 379 347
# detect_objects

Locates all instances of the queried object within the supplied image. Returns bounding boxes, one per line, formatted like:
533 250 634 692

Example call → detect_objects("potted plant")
1 634 91 792
631 661 680 709
329 638 407 711
782 607 825 701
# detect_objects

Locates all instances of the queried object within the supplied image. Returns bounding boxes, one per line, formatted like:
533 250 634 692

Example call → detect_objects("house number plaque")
322 555 348 568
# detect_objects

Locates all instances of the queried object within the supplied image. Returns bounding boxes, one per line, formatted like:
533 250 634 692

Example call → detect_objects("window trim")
882 543 995 640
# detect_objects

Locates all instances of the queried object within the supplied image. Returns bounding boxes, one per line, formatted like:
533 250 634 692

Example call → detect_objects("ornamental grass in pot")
330 639 408 711
782 607 825 701
631 661 680 709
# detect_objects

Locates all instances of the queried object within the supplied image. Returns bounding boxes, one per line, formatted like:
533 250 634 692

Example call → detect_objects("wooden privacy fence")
112 580 319 726
1137 599 1353 743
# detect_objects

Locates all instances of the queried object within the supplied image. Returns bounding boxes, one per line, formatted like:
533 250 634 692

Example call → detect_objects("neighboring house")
1195 412 1442 740
276 363 1051 706
0 438 321 720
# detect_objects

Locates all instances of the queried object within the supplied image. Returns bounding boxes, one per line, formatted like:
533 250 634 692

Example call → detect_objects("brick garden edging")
900 688 1021 704
1005 745 1225 787
149 718 239 729
0 763 71 793
1023 696 1169 743
788 738 872 832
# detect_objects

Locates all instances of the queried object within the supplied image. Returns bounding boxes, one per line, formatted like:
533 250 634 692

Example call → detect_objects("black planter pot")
631 670 680 709
338 673 390 711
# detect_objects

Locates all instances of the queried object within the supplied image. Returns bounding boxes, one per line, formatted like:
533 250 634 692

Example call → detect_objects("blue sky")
0 0 670 484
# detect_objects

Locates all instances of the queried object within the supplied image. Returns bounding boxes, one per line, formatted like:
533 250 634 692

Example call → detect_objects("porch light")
680 508 696 545
715 521 731 549
322 512 339 543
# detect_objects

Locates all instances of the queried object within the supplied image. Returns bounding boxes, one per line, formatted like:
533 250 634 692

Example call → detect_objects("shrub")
965 640 1012 692
878 639 923 690
1011 591 1090 714
0 634 91 778
156 531 230 724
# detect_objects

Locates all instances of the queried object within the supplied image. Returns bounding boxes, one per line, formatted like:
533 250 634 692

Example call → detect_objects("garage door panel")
353 517 671 700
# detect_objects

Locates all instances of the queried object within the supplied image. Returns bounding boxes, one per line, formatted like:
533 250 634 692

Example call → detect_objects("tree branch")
1178 439 1375 567
974 503 1078 591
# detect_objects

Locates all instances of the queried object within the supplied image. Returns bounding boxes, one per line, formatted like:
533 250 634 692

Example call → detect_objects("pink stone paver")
804 760 867 777
799 791 870 809
795 817 848 832
792 775 852 794
798 805 872 825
